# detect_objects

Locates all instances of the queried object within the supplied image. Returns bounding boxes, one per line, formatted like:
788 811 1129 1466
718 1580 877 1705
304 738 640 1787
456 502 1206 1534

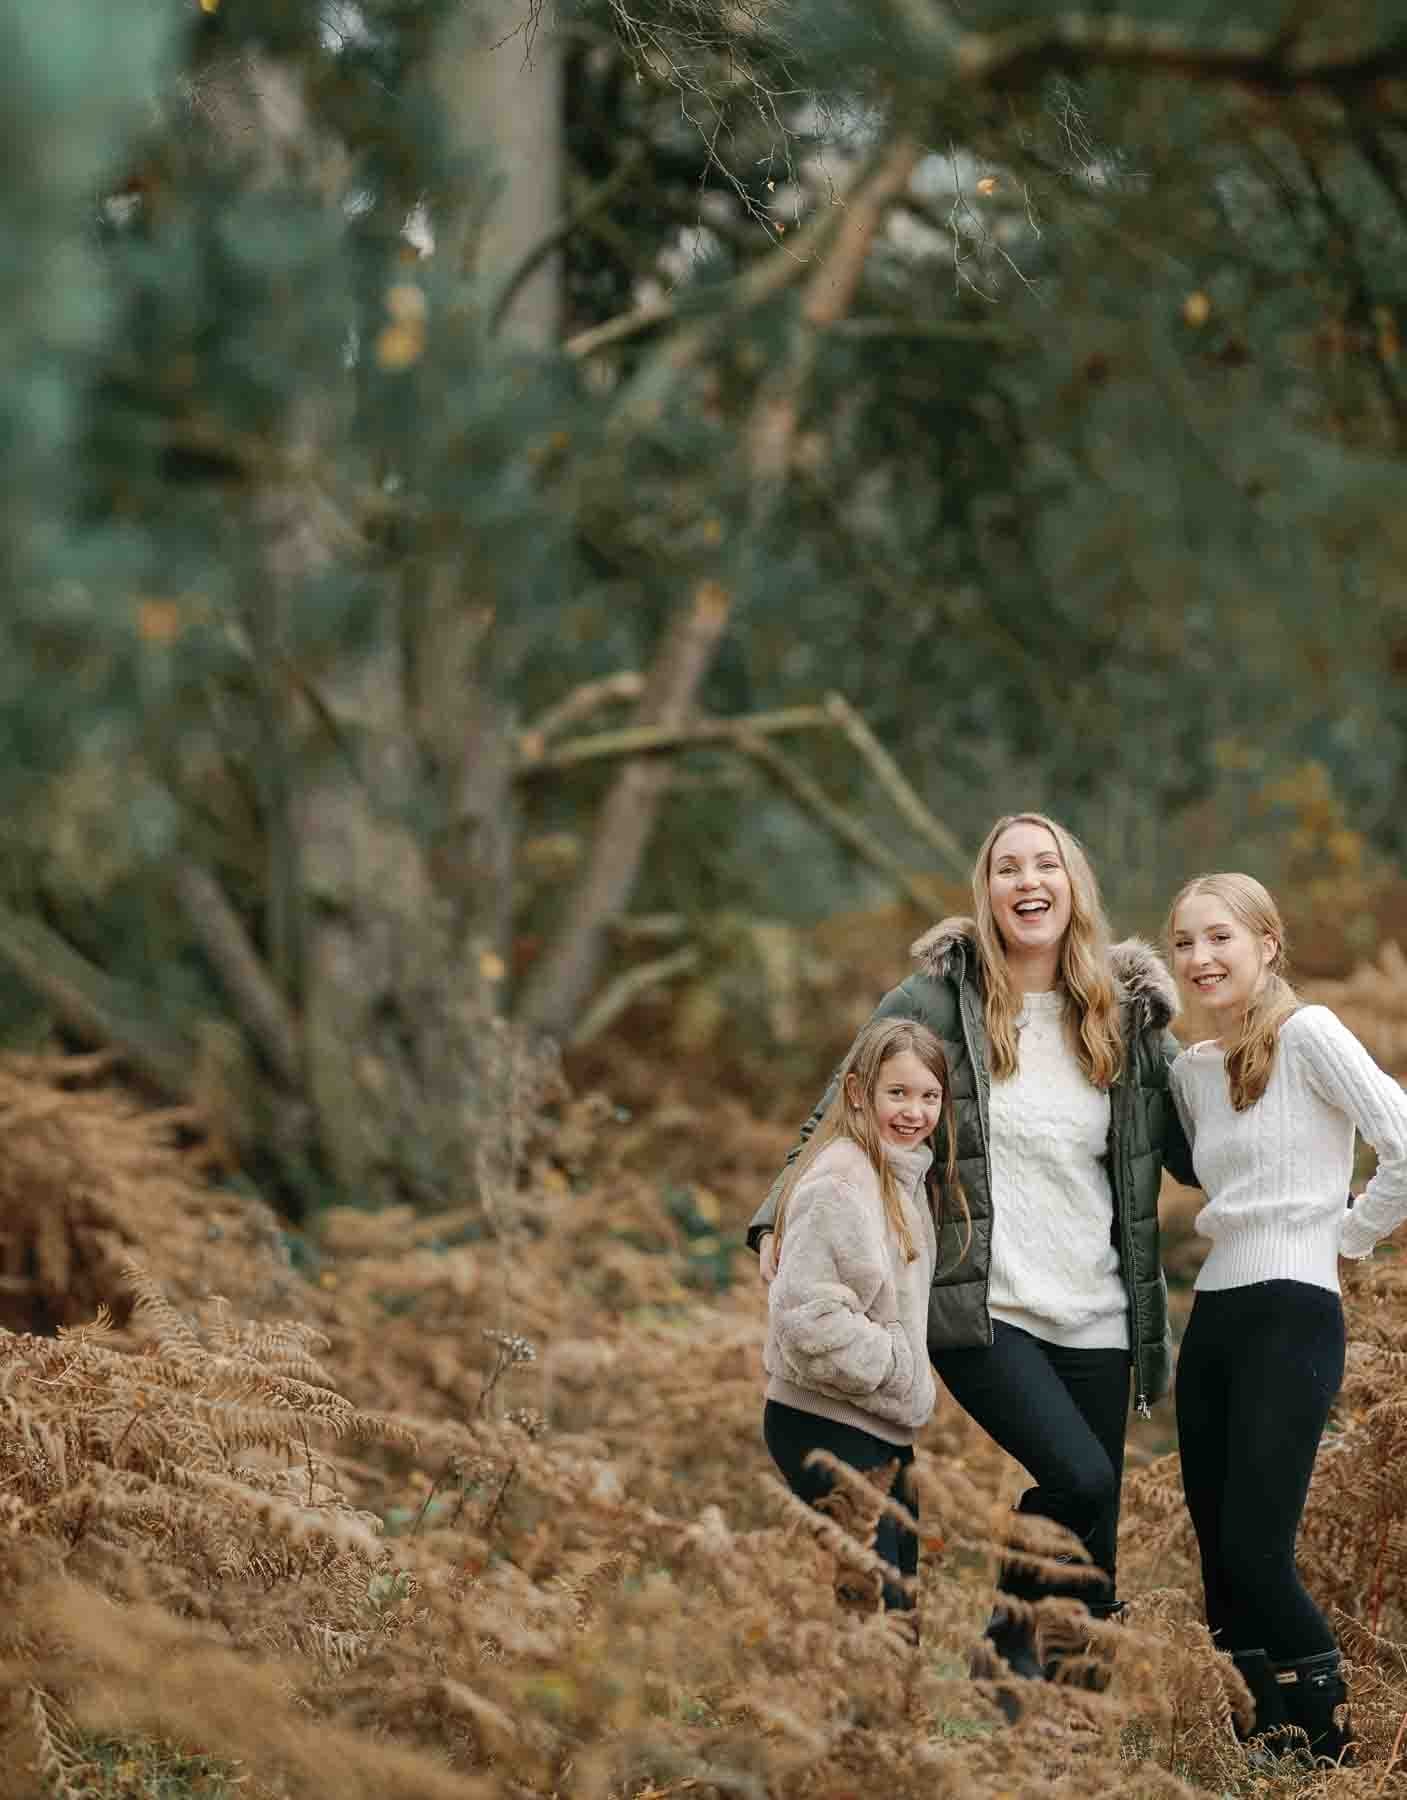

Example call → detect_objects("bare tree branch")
518 581 734 1038
887 4 1407 92
490 145 647 335
514 703 833 776
175 862 303 1089
519 672 645 753
565 299 676 359
569 946 701 1048
606 136 911 437
736 732 948 915
0 904 198 1104
749 135 923 484
820 694 969 876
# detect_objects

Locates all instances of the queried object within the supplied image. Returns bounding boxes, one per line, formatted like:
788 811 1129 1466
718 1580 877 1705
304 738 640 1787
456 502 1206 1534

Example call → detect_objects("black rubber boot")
969 1600 1044 1723
1230 1648 1293 1750
1276 1650 1356 1767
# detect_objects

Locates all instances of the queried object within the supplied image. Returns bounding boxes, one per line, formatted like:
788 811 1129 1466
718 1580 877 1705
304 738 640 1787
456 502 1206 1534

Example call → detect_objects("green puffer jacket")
749 917 1196 1414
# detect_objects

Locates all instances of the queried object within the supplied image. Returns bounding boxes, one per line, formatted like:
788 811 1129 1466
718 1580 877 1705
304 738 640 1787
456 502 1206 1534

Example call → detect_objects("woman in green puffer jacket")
751 812 1194 1705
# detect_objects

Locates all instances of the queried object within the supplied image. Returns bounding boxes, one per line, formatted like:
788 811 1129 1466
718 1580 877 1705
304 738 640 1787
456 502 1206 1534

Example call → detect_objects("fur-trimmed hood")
909 915 1178 1029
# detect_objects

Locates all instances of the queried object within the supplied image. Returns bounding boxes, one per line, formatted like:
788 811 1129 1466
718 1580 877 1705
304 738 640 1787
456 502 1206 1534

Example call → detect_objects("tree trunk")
433 0 563 346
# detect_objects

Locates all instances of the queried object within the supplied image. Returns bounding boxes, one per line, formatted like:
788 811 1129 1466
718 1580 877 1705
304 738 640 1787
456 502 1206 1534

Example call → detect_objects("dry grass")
3 1035 1407 1800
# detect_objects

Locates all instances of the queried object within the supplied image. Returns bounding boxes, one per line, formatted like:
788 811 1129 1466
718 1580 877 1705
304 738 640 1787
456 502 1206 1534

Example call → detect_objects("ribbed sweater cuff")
1339 1211 1380 1259
1195 1224 1343 1294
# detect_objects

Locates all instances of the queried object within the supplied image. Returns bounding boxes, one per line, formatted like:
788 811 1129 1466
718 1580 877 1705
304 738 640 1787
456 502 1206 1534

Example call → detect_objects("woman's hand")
758 1231 779 1285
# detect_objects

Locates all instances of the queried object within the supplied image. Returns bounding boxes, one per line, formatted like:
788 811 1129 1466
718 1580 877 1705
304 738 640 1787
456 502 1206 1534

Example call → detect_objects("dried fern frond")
26 1686 82 1800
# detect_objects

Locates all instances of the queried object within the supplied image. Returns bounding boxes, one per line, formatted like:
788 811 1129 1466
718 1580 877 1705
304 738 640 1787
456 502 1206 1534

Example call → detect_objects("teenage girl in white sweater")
1169 872 1407 1766
765 1017 964 1621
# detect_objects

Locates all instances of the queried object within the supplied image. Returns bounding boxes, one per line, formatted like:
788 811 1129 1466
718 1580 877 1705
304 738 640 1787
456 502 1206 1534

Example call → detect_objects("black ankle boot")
1275 1651 1355 1767
1230 1648 1293 1748
969 1602 1043 1723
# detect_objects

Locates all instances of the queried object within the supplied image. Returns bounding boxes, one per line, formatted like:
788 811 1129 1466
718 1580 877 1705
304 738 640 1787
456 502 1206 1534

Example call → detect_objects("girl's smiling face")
1171 891 1277 1025
987 821 1072 961
848 1049 943 1150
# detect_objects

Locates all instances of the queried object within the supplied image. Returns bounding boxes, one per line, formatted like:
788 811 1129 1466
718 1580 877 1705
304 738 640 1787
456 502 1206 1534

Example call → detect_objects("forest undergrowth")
5 944 1407 1799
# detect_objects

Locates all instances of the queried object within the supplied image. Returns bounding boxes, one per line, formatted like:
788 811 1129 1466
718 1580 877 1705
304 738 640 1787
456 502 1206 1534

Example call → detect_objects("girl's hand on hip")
758 1231 778 1285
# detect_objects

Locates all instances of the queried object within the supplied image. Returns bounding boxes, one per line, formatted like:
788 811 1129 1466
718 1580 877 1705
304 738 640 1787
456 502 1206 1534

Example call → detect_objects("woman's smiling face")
1171 891 1276 1024
987 821 1072 961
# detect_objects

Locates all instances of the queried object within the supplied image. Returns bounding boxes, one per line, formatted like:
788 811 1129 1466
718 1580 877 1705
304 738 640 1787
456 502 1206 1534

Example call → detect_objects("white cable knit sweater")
986 990 1130 1349
1170 1004 1407 1294
765 1137 937 1447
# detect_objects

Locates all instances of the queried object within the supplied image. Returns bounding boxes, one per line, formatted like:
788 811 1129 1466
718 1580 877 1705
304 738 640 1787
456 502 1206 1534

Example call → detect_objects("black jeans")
1176 1280 1344 1661
932 1320 1131 1607
764 1400 918 1612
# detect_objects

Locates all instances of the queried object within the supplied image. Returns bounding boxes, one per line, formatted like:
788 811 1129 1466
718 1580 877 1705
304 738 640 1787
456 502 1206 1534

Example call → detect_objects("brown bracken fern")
3 1050 1407 1798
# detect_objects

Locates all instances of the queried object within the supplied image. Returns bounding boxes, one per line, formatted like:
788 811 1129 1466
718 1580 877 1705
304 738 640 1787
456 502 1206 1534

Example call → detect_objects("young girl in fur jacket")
763 1017 964 1621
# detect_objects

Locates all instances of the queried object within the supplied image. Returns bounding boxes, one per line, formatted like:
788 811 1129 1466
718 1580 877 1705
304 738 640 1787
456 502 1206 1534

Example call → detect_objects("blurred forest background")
5 0 1407 1223
5 2 1407 1797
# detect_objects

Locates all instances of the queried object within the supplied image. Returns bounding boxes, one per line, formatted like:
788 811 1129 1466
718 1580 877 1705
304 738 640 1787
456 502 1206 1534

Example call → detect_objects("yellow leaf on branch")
137 599 182 643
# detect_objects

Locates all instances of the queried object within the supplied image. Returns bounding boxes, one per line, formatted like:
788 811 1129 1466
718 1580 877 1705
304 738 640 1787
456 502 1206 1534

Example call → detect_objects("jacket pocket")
876 1321 915 1405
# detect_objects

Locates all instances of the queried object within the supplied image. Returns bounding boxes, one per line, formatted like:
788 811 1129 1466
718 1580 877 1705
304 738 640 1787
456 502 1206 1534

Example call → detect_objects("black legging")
1175 1279 1344 1661
932 1320 1132 1607
764 1400 918 1612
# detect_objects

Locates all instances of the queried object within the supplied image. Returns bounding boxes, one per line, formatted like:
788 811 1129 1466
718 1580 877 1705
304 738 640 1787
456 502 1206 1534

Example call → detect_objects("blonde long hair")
973 812 1124 1089
1167 872 1299 1111
772 1019 968 1267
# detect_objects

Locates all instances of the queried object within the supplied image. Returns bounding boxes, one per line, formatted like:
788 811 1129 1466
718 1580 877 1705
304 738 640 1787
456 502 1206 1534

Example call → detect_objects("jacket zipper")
1114 1026 1150 1418
958 971 997 1346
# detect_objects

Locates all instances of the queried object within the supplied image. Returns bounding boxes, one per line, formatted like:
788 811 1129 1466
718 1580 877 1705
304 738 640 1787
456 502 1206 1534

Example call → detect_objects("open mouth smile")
1193 973 1227 992
1012 899 1051 918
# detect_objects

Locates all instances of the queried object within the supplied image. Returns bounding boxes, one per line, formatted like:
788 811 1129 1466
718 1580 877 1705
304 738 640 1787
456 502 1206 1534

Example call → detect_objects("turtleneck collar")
880 1139 934 1185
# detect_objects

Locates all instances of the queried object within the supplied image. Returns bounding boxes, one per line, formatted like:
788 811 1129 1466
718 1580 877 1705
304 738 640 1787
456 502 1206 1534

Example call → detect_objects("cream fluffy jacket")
764 1137 937 1444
